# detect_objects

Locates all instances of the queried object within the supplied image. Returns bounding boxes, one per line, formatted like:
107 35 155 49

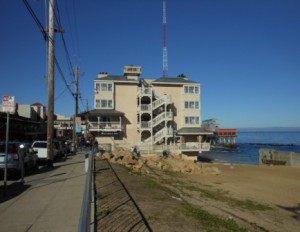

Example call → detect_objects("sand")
95 158 300 231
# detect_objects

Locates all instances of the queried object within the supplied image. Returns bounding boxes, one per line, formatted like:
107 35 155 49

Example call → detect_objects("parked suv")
0 142 39 179
53 140 67 159
32 140 63 163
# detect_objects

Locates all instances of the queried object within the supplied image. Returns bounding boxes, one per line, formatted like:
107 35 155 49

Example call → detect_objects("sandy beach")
95 158 300 231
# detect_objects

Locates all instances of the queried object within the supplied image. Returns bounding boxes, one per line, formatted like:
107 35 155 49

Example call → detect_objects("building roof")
95 75 138 83
31 102 44 106
83 109 125 117
152 77 198 85
177 127 213 135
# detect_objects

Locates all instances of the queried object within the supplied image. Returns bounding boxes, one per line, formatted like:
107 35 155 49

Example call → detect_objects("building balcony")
88 121 122 132
179 142 210 152
137 142 211 153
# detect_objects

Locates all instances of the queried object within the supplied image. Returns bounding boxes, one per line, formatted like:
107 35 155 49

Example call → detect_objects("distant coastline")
237 127 300 132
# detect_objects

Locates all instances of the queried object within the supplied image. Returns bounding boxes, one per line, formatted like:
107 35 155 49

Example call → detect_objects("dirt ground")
94 158 300 232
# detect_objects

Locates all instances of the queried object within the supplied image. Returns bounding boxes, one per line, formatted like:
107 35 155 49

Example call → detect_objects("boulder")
105 146 221 176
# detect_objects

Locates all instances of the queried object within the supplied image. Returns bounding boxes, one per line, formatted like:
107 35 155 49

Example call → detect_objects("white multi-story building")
85 65 211 159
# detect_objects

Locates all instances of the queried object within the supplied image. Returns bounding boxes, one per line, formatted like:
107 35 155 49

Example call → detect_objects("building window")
184 101 199 109
185 116 200 125
96 99 100 108
95 83 113 92
96 99 113 109
184 85 199 94
95 83 100 92
184 86 189 93
101 100 107 108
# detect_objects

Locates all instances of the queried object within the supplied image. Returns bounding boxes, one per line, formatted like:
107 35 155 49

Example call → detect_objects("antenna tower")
162 0 168 77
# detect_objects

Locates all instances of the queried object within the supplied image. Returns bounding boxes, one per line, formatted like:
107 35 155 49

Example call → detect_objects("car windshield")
32 142 47 148
0 144 18 153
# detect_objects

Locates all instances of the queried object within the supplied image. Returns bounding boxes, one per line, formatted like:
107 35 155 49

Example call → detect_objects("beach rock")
105 146 221 176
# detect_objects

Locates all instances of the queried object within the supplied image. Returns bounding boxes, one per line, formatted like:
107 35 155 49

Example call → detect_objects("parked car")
53 140 67 159
31 140 59 164
0 142 39 179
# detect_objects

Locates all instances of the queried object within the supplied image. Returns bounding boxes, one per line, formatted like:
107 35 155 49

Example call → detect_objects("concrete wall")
17 104 32 119
115 83 139 145
259 149 300 168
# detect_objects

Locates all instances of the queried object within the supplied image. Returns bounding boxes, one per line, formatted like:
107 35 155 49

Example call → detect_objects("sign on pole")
2 96 15 197
2 96 16 113
75 116 82 133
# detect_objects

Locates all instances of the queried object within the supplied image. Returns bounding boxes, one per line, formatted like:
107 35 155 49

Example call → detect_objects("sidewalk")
0 152 87 232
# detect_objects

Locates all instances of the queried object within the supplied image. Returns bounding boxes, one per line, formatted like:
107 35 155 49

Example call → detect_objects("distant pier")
213 128 237 145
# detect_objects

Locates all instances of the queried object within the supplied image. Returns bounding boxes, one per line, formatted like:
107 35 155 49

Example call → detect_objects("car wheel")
33 161 39 171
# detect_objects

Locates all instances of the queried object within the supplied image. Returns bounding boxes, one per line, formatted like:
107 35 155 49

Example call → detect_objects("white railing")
140 121 152 129
138 87 152 96
179 142 210 151
137 142 211 154
153 128 166 143
142 127 174 144
140 104 151 112
201 142 211 151
152 112 173 127
88 121 121 131
153 98 165 110
152 112 166 126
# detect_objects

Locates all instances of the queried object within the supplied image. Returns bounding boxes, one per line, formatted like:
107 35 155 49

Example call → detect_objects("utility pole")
72 65 79 154
47 0 55 167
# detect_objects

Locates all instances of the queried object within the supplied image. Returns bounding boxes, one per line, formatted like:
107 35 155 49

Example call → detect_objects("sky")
1 0 300 129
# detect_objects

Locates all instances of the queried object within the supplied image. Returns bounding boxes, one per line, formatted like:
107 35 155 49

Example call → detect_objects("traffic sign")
2 96 15 113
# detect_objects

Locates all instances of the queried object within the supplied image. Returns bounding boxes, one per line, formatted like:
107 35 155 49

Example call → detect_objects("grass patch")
184 204 248 232
95 193 107 200
96 209 111 217
233 199 272 211
180 183 272 211
199 188 272 211
162 170 180 176
144 177 181 198
147 215 159 222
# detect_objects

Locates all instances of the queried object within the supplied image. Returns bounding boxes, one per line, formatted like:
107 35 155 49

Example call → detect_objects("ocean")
200 131 300 165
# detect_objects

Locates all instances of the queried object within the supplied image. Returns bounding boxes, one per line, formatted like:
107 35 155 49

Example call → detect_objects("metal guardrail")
78 151 94 232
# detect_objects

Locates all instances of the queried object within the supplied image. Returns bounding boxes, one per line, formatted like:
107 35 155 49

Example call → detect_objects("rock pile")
97 146 221 176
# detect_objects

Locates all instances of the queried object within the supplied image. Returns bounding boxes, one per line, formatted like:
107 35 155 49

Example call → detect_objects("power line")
54 56 75 99
23 0 76 97
23 0 48 41
23 0 89 114
54 0 76 82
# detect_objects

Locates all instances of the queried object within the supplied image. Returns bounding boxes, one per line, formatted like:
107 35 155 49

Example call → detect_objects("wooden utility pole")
47 0 55 166
72 65 79 154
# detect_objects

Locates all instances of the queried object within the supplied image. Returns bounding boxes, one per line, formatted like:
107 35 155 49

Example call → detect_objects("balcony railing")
140 121 152 129
137 142 211 154
152 112 173 127
88 121 122 131
140 104 151 112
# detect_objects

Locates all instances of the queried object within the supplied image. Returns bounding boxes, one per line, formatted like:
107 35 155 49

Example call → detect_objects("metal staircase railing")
138 88 174 145
152 95 172 110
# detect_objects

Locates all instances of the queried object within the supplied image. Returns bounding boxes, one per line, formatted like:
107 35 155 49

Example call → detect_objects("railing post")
79 151 94 232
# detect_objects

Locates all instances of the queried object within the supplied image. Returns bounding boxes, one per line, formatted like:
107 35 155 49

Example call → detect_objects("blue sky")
1 0 300 128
